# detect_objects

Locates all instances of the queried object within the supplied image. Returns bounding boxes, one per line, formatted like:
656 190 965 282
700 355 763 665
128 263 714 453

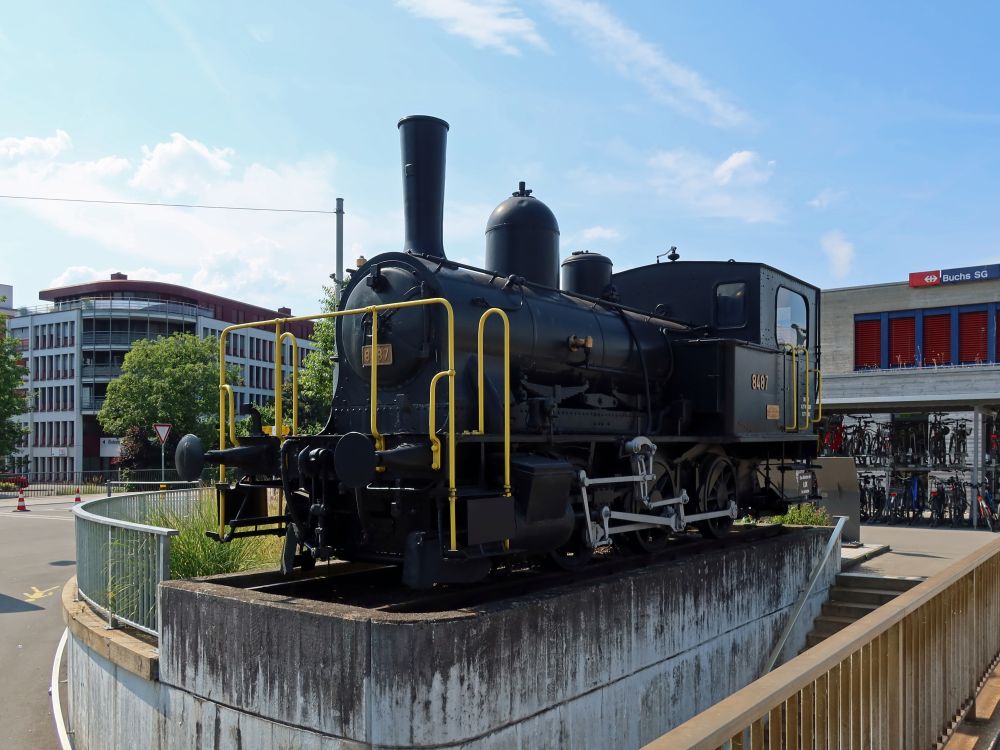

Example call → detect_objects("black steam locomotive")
176 116 821 587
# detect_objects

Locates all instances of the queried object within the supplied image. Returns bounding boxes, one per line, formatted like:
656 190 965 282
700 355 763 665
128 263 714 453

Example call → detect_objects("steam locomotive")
176 115 821 587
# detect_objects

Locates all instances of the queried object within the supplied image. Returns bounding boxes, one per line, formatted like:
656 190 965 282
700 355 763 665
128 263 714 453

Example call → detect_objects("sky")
2 1 1000 315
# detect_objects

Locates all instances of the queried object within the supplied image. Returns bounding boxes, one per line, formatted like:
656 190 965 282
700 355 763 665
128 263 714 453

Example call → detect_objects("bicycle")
968 482 997 532
929 479 946 527
949 421 969 467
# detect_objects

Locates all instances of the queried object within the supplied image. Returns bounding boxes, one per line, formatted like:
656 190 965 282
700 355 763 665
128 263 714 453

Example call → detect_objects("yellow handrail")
783 344 798 432
278 331 299 436
812 365 823 423
798 345 811 429
476 308 512 497
216 297 459 550
219 384 237 448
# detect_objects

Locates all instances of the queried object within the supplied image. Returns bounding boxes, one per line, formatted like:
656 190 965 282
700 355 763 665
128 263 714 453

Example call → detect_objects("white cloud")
129 133 234 196
821 230 855 278
0 129 494 314
49 266 184 288
712 151 773 186
808 187 846 210
647 148 781 223
396 0 549 55
582 225 620 241
541 0 748 128
0 130 72 161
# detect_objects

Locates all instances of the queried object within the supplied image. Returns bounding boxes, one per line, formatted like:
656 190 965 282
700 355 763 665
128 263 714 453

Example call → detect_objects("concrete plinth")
67 528 839 749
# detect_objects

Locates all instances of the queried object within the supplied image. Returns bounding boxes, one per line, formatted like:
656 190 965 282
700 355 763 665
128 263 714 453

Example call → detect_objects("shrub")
767 502 833 527
0 482 15 491
149 502 283 579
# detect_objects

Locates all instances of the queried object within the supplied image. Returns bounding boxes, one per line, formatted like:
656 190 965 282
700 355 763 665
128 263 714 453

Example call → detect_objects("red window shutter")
854 320 880 369
923 314 951 365
959 311 988 363
888 317 915 366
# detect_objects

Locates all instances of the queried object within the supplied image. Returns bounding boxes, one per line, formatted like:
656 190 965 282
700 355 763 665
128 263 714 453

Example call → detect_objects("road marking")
24 586 58 602
51 629 72 750
0 512 75 523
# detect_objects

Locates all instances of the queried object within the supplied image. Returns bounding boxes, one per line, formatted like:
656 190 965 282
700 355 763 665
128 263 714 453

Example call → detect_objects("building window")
854 319 881 369
888 317 916 367
959 311 988 364
922 314 951 365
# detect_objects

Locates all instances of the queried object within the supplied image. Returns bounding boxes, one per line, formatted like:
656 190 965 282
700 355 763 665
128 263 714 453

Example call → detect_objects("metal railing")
216 298 460 548
643 535 1000 750
73 486 209 636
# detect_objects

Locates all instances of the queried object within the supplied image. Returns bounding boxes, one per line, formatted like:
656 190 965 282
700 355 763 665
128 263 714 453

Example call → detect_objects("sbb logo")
909 270 942 287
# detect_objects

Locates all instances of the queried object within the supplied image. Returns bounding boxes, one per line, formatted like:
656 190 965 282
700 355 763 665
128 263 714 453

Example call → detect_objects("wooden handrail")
644 535 1000 749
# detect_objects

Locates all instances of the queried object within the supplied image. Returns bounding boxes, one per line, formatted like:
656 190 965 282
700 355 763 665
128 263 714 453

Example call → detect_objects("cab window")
776 287 808 346
715 282 747 328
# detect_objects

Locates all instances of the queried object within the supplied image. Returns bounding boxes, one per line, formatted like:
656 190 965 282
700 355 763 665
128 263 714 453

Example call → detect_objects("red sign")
909 270 941 287
153 423 172 444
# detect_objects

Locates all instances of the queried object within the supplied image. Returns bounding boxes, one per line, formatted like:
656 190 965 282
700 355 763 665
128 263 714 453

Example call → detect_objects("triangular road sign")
153 423 172 444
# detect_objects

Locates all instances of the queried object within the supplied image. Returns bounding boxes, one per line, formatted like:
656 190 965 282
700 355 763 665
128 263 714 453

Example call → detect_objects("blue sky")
2 1 999 314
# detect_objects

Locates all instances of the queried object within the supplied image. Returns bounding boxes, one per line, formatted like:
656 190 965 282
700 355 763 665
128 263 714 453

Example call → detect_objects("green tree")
297 284 338 433
0 315 29 467
98 334 228 465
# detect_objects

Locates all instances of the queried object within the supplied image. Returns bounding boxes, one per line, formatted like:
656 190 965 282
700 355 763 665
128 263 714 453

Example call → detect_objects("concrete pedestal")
67 528 839 749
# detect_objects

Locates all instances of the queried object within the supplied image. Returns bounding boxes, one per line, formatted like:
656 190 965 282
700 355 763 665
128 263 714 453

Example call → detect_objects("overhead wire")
0 193 335 214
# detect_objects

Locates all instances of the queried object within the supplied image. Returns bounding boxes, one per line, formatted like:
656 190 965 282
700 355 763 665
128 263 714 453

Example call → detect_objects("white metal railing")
72 487 208 636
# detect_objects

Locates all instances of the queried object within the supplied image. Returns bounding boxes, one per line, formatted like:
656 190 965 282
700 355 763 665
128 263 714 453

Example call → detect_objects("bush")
0 482 15 491
767 502 833 527
149 503 283 579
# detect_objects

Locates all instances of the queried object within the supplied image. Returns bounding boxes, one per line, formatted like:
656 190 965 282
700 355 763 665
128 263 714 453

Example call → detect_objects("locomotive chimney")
398 115 449 259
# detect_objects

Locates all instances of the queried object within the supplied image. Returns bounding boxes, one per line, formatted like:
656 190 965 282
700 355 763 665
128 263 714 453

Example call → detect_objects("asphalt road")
0 494 83 750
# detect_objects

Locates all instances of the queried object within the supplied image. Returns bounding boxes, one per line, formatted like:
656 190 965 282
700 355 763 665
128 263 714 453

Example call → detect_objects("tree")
297 284 338 433
0 317 29 468
98 334 226 466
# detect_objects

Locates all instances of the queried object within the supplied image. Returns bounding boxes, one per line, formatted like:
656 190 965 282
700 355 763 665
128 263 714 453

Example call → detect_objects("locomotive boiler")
175 115 822 587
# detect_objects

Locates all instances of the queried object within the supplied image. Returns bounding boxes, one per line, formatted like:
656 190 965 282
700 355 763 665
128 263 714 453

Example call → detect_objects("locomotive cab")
615 260 822 448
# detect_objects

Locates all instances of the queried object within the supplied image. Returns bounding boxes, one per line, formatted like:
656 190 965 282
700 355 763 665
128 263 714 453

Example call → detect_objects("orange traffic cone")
13 487 28 512
74 487 81 504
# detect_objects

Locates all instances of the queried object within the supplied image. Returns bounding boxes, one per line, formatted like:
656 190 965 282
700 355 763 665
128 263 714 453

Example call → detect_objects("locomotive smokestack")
398 115 449 259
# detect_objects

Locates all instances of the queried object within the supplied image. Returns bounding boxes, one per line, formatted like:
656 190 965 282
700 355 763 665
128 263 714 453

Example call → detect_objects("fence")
643 535 1000 749
0 468 211 497
73 486 209 636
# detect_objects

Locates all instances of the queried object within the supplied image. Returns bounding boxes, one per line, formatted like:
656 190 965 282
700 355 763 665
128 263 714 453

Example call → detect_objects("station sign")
909 264 1000 288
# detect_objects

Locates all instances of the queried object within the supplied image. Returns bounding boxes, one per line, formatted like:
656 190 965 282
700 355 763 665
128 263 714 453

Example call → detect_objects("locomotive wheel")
624 456 676 553
697 456 736 539
547 523 595 570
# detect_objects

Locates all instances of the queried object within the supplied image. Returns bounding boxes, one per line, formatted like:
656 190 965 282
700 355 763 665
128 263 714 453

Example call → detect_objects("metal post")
335 197 344 303
161 441 165 483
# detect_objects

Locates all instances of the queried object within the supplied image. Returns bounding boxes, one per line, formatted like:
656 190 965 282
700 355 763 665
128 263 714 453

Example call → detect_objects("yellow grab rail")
216 297 460 551
278 331 299 436
783 344 797 432
798 345 812 429
476 308 512 497
812 364 823 423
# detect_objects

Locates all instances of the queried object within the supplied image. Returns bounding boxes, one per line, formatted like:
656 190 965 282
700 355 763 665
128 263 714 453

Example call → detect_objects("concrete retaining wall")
68 528 839 749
